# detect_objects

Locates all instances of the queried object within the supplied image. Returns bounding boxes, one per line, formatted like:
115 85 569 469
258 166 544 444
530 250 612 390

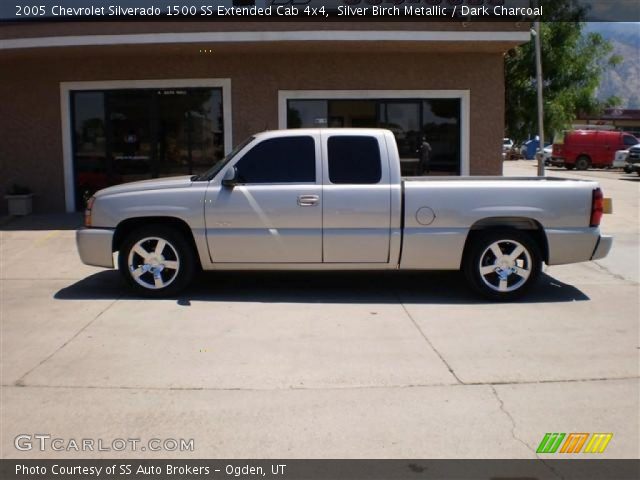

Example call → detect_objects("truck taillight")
84 196 95 227
590 188 603 227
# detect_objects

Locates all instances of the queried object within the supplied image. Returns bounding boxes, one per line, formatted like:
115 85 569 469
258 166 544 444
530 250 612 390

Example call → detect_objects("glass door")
71 87 225 210
107 90 154 185
156 88 224 177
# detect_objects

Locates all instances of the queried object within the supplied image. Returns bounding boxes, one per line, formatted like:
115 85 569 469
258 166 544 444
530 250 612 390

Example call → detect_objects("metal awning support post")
534 19 546 177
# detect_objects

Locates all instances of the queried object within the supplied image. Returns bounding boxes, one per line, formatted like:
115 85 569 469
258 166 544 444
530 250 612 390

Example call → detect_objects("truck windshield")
193 136 255 181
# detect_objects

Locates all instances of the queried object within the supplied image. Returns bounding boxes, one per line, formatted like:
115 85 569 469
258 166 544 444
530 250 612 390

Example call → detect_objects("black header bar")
2 459 640 480
2 1 640 22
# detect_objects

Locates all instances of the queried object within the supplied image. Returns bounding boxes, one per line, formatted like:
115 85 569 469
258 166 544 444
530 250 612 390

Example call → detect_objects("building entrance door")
71 87 224 210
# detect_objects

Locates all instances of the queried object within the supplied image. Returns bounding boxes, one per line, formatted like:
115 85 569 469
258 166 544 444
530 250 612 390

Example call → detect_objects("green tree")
505 20 622 144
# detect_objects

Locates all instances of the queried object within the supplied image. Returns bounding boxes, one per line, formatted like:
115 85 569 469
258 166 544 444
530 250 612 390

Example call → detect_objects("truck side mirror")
221 167 237 187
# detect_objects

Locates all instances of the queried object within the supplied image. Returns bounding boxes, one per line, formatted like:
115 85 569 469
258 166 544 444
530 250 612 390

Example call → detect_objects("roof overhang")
0 30 531 51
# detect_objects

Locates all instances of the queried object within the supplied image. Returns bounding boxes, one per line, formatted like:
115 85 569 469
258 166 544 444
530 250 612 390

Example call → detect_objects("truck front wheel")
118 225 196 297
463 231 542 301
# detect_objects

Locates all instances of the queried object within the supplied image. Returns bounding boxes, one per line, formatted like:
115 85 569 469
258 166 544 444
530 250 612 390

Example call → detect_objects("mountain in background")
584 23 640 108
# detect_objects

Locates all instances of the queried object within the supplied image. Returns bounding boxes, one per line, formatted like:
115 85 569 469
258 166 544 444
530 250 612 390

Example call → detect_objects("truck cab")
203 129 401 265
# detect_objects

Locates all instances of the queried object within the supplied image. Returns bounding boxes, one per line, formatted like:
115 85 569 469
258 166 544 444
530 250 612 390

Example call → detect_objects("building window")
71 87 224 209
286 98 461 176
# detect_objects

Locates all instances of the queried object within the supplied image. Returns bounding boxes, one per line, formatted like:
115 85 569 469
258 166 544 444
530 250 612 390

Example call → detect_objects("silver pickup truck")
77 128 612 300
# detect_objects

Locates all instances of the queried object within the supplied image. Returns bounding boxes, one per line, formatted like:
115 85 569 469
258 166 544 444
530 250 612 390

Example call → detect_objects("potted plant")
5 184 34 216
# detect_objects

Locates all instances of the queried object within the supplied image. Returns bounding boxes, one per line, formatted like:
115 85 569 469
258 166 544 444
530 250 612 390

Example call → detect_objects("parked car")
551 130 639 170
77 128 612 301
625 145 640 175
504 146 524 161
542 145 553 165
503 138 514 153
520 138 551 160
614 149 629 170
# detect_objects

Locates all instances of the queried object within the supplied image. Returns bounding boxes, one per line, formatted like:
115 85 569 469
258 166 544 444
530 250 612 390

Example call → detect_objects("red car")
551 130 638 170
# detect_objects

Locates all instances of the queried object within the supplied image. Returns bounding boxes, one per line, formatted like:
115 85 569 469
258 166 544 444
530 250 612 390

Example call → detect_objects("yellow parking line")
33 230 61 245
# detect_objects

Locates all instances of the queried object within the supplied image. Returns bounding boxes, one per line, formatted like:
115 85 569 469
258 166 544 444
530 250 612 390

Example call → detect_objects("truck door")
321 132 391 263
204 134 322 263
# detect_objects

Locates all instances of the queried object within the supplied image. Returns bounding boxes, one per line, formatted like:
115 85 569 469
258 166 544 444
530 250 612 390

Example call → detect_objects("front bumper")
76 228 115 268
550 157 565 167
591 235 613 261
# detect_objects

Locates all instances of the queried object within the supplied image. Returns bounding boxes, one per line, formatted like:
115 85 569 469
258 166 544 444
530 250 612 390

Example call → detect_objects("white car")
503 138 514 152
614 149 629 169
543 145 553 165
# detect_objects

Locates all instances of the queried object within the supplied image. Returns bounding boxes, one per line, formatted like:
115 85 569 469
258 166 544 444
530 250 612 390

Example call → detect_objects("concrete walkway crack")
1 375 637 392
14 295 122 386
593 260 635 283
489 385 536 455
489 385 566 480
399 301 464 385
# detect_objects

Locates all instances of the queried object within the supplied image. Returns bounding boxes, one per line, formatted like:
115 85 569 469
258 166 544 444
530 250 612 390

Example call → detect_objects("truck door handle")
297 195 319 206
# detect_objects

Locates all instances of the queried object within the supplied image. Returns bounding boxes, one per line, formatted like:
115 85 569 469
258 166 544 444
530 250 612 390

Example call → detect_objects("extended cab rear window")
327 136 382 184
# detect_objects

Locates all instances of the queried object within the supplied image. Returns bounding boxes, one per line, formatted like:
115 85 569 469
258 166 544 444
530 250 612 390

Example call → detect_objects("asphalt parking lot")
1 161 638 459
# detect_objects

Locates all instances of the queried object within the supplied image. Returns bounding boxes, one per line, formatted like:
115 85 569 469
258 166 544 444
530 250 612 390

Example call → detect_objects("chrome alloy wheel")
127 237 180 290
478 239 532 293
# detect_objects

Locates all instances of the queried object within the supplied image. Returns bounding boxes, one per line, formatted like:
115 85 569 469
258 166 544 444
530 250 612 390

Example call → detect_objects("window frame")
230 134 320 186
61 78 232 212
278 90 470 176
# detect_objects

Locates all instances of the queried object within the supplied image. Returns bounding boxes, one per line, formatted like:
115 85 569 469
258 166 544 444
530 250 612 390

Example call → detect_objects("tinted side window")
623 135 638 146
328 136 382 184
235 136 316 184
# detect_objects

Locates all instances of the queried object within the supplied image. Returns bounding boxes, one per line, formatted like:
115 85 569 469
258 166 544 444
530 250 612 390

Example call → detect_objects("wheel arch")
460 217 549 267
112 216 202 269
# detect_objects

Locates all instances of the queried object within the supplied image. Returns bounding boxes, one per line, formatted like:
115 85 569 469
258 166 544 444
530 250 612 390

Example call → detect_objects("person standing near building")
418 136 432 175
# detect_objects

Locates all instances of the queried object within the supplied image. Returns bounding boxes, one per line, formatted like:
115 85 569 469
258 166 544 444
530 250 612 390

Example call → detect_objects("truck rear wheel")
463 231 541 301
118 225 196 297
575 155 591 170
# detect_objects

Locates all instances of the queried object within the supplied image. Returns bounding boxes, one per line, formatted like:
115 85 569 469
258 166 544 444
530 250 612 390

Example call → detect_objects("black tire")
565 165 575 170
575 155 591 171
623 165 631 174
118 225 196 297
463 230 542 301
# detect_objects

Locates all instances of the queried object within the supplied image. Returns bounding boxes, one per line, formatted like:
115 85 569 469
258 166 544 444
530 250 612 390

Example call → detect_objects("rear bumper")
76 228 115 268
546 228 610 265
591 235 613 261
